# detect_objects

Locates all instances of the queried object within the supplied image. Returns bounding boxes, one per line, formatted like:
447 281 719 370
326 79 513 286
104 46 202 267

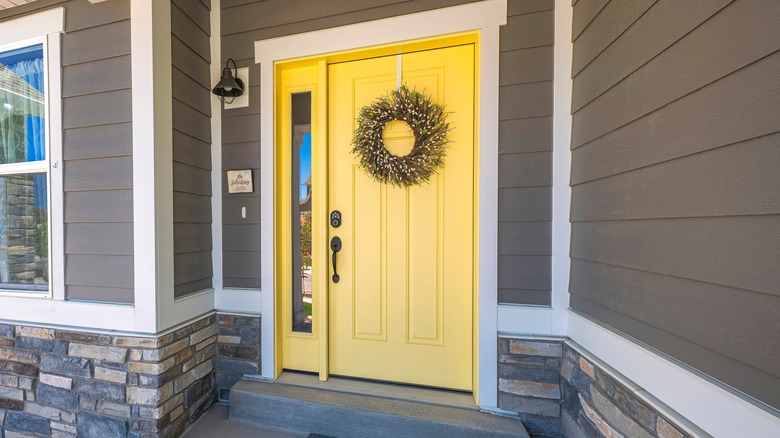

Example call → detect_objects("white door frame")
254 0 507 408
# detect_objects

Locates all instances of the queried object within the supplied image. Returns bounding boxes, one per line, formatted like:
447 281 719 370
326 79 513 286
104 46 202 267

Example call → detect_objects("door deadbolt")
330 210 342 228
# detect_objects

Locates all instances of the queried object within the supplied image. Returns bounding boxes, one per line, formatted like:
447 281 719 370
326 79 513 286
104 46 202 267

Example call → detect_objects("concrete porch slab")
229 379 529 438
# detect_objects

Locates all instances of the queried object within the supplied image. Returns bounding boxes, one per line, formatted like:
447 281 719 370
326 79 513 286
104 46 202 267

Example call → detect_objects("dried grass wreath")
351 85 450 187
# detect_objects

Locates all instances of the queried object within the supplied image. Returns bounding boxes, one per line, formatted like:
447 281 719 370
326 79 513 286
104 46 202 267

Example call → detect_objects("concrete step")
229 380 529 438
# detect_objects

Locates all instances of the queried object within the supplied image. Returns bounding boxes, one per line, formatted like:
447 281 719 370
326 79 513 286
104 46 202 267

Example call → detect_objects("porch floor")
274 371 478 410
183 403 308 438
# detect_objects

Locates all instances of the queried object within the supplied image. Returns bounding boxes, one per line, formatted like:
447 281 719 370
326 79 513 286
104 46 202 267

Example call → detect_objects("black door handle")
330 236 342 283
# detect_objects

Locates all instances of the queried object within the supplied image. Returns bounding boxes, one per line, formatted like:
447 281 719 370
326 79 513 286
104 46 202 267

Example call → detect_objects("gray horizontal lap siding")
569 0 780 411
172 0 213 298
0 0 136 304
498 0 554 306
64 0 134 304
219 0 483 289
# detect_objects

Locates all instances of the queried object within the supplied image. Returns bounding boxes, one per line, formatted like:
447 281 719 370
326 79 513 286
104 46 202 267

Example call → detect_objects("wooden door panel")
328 45 475 390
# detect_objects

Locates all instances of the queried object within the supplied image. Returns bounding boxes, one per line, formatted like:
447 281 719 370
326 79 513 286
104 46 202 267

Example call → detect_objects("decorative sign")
227 170 254 193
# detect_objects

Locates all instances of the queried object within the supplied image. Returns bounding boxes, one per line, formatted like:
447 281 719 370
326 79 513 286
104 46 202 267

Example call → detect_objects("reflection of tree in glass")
300 212 312 269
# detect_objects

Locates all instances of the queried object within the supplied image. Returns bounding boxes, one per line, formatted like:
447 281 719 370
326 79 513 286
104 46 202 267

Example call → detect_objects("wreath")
351 85 450 187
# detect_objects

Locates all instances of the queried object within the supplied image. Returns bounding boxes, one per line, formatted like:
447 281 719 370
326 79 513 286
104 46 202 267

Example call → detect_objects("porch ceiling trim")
254 0 507 409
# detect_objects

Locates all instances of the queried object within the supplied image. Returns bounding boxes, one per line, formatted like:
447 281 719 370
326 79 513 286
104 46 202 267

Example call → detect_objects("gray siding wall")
219 0 481 288
172 0 213 298
498 0 554 306
220 0 554 297
569 0 780 411
0 0 135 304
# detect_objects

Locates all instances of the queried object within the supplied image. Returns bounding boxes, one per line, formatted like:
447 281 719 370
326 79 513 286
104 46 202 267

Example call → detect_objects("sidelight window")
291 92 313 333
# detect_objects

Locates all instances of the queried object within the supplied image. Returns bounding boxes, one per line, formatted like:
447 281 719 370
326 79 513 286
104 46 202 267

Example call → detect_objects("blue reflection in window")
0 44 46 165
299 133 312 205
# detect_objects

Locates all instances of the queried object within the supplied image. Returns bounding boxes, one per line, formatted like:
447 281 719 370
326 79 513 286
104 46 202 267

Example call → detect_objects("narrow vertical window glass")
291 92 312 333
0 43 49 292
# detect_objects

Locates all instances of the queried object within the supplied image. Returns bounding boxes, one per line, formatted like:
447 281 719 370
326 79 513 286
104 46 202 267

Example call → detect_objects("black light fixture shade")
212 58 245 104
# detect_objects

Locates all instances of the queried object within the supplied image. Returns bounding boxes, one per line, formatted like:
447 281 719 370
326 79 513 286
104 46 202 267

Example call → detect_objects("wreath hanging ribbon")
351 85 451 187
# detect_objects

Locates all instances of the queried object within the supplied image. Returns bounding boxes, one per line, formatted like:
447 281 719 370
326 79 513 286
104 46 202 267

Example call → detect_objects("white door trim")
254 0 507 408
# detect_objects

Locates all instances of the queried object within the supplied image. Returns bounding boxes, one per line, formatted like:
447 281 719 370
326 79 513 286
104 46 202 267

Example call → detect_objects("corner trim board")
551 0 573 336
131 0 170 332
211 0 226 310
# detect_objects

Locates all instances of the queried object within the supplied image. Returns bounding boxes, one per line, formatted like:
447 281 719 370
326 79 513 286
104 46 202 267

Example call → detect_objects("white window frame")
0 6 139 331
0 10 64 300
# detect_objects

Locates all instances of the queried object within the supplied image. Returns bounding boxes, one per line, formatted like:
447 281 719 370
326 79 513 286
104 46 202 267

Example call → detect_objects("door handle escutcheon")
330 236 342 283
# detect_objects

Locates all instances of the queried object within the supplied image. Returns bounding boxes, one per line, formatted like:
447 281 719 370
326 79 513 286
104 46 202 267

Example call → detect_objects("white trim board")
0 298 138 331
0 8 63 46
210 0 225 308
216 288 262 314
253 1 507 62
550 0 573 337
568 312 780 437
497 305 553 335
47 31 65 303
131 0 168 333
254 0 507 409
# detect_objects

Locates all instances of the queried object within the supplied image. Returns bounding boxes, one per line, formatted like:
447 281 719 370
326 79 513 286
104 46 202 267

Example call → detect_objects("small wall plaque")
227 170 254 193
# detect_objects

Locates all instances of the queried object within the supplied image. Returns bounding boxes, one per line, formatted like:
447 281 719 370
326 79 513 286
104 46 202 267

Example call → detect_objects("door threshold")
275 371 478 411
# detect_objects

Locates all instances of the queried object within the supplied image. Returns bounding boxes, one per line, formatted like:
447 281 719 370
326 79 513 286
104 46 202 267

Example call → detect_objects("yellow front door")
328 45 475 390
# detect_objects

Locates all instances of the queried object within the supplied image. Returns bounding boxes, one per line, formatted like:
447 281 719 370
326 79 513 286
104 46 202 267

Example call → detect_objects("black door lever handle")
330 236 342 283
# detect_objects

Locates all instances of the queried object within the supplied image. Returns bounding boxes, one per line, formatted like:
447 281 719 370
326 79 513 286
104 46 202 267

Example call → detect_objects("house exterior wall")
0 0 135 304
568 0 780 413
219 0 483 289
498 0 554 305
171 0 214 298
219 0 555 305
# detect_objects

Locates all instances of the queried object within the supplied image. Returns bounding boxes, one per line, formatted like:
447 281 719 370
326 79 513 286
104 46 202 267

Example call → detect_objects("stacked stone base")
498 338 564 437
1 317 694 437
560 344 688 438
498 336 691 438
0 315 219 438
215 314 261 401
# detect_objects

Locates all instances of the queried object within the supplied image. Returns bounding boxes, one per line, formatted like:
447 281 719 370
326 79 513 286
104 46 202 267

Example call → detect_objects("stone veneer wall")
499 337 692 438
498 337 564 437
560 344 689 438
215 314 261 401
0 314 218 438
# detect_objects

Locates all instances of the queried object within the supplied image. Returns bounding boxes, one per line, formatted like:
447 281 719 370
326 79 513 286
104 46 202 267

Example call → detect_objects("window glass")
291 92 312 333
0 174 48 290
0 44 46 164
0 43 48 292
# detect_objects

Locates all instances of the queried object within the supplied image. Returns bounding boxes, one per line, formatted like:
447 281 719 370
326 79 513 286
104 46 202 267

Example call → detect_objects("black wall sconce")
212 58 245 104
